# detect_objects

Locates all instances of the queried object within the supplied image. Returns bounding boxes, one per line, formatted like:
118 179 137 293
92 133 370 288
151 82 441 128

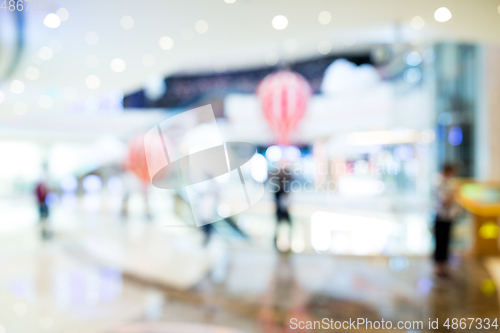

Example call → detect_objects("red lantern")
257 70 312 145
126 134 151 183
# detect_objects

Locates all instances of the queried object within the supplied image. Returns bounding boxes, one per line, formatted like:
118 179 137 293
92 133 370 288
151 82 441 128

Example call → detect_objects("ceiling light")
195 20 208 34
318 11 331 25
10 80 24 94
85 75 101 89
25 66 40 80
224 0 236 3
110 58 126 73
272 15 288 30
120 16 134 29
56 8 69 21
411 16 425 30
318 41 332 54
43 13 61 28
434 7 452 22
159 36 174 50
85 31 99 45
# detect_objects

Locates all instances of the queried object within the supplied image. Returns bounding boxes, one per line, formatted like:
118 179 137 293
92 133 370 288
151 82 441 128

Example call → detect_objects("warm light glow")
85 31 99 45
85 75 101 89
56 8 69 21
110 58 126 73
43 13 61 28
411 16 425 30
38 95 53 109
272 15 288 30
479 221 499 239
434 7 452 22
120 16 134 29
10 80 24 94
25 66 40 80
318 40 332 54
159 36 174 50
195 20 209 34
318 11 331 25
481 279 496 296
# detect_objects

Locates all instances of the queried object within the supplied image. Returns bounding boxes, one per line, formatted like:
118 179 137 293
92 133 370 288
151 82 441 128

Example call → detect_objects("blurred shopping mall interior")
1 0 500 332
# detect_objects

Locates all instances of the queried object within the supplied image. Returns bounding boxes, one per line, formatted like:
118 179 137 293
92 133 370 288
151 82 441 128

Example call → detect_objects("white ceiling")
0 0 499 115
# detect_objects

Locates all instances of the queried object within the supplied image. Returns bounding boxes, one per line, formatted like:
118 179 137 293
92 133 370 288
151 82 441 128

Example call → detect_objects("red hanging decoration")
257 70 312 145
126 133 151 183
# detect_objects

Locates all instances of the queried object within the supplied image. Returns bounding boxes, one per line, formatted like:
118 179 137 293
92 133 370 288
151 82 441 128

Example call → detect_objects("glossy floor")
0 195 497 333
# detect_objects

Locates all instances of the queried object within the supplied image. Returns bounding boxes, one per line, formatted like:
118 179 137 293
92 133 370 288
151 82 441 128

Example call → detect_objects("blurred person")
270 166 293 251
35 175 51 239
433 163 460 277
198 177 220 246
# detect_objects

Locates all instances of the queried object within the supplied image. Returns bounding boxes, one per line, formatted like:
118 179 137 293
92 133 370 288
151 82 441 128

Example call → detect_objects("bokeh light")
318 11 332 25
120 16 135 29
479 221 499 239
43 13 61 28
110 58 126 73
434 7 452 22
272 15 288 30
411 16 425 30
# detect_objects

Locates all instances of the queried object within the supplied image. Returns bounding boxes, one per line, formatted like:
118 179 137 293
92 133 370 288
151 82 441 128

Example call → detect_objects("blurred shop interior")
1 1 500 332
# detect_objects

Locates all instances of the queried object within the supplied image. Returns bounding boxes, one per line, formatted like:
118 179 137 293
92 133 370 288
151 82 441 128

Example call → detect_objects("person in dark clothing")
434 163 459 277
270 167 293 251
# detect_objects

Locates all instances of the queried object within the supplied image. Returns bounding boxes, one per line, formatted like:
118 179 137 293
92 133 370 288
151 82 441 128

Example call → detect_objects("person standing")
434 164 459 277
270 167 293 251
35 178 50 239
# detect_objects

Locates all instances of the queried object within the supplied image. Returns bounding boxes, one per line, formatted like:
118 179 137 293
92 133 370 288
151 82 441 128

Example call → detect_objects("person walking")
434 163 460 277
